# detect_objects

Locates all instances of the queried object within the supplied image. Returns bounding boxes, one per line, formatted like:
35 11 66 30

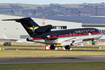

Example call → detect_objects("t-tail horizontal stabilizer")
2 34 34 44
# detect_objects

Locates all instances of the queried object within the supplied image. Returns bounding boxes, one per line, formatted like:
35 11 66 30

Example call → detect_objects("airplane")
2 17 103 50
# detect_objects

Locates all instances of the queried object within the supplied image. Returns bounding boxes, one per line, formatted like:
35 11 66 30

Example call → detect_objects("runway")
0 56 105 64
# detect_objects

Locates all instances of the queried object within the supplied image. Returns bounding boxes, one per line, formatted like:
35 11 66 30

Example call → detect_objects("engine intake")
27 37 33 41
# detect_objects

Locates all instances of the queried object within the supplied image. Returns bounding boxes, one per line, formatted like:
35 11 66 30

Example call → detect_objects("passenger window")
69 33 72 35
81 30 83 34
73 33 75 35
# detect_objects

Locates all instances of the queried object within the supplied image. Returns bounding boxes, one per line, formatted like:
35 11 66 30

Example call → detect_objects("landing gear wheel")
92 41 95 45
65 45 71 50
50 44 55 50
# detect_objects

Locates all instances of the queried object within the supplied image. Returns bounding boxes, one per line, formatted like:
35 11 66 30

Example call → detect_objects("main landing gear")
65 45 71 50
49 44 71 50
92 40 96 45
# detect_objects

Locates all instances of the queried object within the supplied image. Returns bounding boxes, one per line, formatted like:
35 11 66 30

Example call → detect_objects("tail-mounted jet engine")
27 37 33 41
35 25 53 34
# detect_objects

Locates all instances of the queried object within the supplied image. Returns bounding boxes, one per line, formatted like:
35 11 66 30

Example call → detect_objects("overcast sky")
0 0 105 4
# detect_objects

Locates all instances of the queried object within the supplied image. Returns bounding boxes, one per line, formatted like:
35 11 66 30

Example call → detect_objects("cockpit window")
94 29 101 33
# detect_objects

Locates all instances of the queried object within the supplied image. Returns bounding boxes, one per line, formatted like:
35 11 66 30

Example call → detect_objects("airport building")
0 14 105 45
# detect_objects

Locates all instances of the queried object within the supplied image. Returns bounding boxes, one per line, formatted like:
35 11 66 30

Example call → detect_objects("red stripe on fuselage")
33 32 102 40
33 38 43 40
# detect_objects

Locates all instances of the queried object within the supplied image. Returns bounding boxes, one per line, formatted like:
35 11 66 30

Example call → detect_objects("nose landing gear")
92 40 96 45
50 44 55 50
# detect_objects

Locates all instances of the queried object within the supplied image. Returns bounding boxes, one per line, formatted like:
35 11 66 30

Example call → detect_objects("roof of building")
16 15 105 24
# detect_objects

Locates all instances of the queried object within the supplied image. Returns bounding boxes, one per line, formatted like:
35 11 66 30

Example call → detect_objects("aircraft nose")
100 32 103 37
94 32 103 39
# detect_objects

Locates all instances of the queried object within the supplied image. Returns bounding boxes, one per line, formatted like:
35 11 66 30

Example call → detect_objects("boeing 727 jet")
2 17 103 50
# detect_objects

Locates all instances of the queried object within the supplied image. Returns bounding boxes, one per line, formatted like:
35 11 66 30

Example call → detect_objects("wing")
73 39 83 44
61 38 83 45
2 33 18 40
16 39 34 44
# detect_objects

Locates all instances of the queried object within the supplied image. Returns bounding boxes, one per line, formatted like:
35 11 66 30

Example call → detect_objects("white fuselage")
33 32 103 45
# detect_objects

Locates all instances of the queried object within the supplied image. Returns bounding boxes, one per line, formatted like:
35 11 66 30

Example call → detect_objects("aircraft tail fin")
3 17 39 37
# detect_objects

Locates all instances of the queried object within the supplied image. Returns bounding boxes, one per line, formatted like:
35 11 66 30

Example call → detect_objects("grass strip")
0 50 105 58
